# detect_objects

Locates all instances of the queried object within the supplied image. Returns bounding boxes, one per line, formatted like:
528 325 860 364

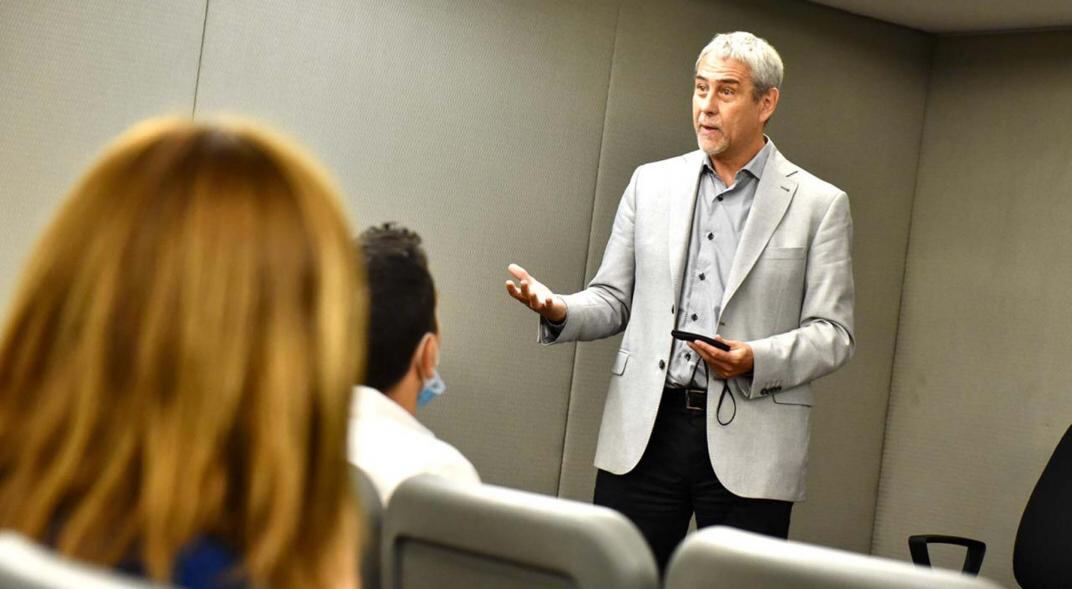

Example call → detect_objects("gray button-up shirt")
667 140 773 389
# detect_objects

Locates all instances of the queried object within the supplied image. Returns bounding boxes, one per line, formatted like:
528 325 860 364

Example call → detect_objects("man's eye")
720 87 735 96
696 84 707 93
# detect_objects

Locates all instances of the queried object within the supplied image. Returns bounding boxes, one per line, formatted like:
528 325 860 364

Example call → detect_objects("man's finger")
715 335 743 351
688 342 714 363
507 263 530 282
702 349 734 367
507 284 532 306
691 340 728 360
711 356 737 369
506 280 522 299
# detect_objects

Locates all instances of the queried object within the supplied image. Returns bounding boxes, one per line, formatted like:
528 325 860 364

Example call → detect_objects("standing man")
505 32 854 571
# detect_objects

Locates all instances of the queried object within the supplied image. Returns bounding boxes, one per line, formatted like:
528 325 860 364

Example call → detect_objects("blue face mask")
417 370 446 408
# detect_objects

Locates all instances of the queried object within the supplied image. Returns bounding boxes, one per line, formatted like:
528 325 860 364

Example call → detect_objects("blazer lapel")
668 151 707 300
721 149 798 309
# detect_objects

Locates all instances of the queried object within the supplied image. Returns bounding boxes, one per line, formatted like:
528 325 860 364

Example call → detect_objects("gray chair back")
665 527 1006 589
0 533 166 589
382 475 658 589
350 464 383 589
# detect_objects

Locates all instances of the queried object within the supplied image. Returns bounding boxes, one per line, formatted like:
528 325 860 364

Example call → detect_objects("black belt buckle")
685 387 706 412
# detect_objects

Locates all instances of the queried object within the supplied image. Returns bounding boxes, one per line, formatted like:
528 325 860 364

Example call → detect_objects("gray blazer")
543 145 855 502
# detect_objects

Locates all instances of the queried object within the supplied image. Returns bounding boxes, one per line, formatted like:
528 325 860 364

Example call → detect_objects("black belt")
663 383 737 425
664 386 707 412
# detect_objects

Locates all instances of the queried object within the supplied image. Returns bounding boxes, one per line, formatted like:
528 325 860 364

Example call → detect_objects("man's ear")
759 87 780 124
413 332 439 381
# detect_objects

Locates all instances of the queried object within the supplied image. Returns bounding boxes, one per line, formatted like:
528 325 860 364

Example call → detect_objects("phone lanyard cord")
687 356 736 426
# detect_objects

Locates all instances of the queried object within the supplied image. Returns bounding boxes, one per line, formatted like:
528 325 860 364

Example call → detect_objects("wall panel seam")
190 0 211 117
868 34 938 555
555 0 624 497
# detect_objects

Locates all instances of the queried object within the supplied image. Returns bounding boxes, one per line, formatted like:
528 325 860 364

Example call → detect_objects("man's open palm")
505 264 567 323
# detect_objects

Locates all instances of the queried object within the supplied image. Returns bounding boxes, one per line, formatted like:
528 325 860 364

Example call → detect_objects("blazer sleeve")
538 169 639 344
731 190 856 399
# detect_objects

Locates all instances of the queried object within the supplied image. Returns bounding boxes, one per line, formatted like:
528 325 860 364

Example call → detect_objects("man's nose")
698 94 716 114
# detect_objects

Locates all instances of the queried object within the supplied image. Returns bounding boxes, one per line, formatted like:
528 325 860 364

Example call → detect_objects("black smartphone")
671 329 731 351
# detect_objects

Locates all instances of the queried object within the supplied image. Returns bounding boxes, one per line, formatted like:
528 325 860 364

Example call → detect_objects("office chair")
0 533 165 589
666 526 1004 589
381 474 658 589
909 424 1072 588
350 464 383 589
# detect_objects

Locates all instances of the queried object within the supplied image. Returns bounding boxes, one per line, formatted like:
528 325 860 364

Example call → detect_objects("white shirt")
348 385 480 503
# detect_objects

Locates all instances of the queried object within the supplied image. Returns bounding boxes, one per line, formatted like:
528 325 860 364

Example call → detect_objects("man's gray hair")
695 32 783 99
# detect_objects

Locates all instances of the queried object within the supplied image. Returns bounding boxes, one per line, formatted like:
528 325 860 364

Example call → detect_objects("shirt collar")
703 136 774 182
352 385 432 435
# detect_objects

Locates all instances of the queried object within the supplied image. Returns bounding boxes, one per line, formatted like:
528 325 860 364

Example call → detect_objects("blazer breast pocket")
762 246 806 260
611 350 630 376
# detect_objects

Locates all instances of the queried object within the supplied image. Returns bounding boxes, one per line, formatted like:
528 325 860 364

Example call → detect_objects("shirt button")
716 195 724 202
699 273 706 281
671 305 675 314
685 352 691 360
659 360 666 370
707 232 714 240
691 313 698 321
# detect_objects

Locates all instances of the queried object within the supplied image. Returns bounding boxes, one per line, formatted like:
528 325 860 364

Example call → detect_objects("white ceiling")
807 0 1072 34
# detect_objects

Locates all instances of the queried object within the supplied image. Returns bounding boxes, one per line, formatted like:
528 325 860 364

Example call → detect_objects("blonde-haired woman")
0 118 365 588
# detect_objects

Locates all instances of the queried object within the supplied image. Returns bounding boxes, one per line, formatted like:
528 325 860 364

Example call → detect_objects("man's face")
692 55 777 161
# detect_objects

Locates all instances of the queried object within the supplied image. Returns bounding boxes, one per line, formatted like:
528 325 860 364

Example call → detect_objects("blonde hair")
0 117 365 588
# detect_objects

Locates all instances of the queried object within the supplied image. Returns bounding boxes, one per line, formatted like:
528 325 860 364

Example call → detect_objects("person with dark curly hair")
349 222 480 503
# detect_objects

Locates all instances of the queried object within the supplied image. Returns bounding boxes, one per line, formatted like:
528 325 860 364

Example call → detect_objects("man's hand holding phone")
672 329 754 379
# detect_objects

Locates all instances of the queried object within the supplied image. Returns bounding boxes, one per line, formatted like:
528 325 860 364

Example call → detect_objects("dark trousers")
593 387 793 574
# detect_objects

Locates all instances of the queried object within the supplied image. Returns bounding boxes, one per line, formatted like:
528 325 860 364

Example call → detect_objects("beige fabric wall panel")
556 0 931 554
873 32 1072 587
0 1 207 314
194 0 619 494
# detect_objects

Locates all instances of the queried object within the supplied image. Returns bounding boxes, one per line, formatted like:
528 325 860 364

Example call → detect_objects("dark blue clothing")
119 537 247 589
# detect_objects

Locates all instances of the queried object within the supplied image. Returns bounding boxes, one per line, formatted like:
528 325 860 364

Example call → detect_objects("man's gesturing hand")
689 336 754 379
505 264 567 323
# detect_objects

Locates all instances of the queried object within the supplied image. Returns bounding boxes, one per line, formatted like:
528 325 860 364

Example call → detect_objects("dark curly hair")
357 222 437 391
